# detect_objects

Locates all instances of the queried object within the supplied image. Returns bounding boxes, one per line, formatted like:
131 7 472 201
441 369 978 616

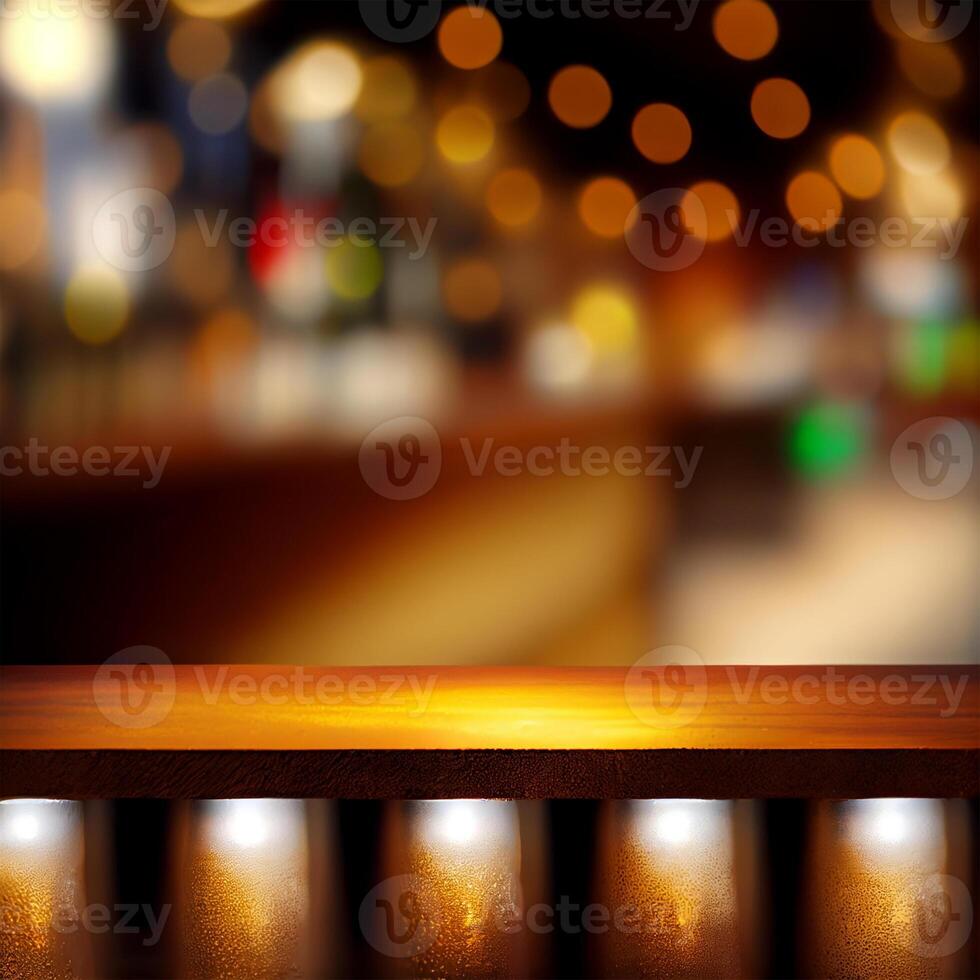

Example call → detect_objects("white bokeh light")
0 7 115 104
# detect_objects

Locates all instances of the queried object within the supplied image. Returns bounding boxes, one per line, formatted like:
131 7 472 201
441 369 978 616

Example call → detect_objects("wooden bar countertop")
1 665 977 799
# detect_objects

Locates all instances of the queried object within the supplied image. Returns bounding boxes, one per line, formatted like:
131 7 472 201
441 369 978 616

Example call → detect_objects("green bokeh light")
788 402 868 478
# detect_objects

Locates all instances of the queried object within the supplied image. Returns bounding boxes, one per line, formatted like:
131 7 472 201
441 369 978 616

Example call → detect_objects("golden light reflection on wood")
3 666 976 751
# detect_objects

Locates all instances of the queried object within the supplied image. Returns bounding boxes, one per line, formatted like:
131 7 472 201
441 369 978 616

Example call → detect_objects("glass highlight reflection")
0 799 92 980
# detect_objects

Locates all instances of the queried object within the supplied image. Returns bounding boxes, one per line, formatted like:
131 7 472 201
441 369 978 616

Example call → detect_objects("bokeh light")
263 246 330 320
860 248 961 318
170 221 235 308
896 41 963 99
829 135 885 199
64 265 130 345
632 104 692 164
0 7 115 103
486 168 542 228
751 78 810 139
355 56 417 122
167 18 232 81
570 284 638 356
578 177 637 239
191 307 258 387
116 124 185 195
442 258 503 323
786 172 842 232
437 105 495 164
524 323 592 393
548 66 612 129
188 72 248 134
438 6 503 70
900 169 963 222
681 181 739 242
272 41 362 123
325 239 384 302
887 111 950 176
713 0 778 60
0 189 45 271
172 0 265 19
359 122 425 188
789 402 867 479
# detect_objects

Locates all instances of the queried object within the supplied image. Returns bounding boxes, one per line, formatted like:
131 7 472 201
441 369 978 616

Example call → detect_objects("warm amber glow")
901 170 963 222
0 189 44 271
404 800 523 977
0 800 90 980
167 18 231 81
632 103 692 163
65 266 130 345
578 177 637 239
597 800 745 977
8 666 977 751
180 799 310 979
438 6 503 70
829 135 885 199
486 168 542 228
896 41 963 99
359 122 424 187
437 105 495 164
713 0 778 60
192 307 257 387
173 0 264 18
887 111 950 176
786 171 842 232
571 284 638 355
170 221 234 308
355 56 417 122
804 800 968 979
750 78 810 139
442 258 503 323
548 65 612 129
272 41 362 123
681 181 739 242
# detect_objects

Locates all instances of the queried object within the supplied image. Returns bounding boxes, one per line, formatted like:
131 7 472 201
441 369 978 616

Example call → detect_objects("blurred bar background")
0 0 977 667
